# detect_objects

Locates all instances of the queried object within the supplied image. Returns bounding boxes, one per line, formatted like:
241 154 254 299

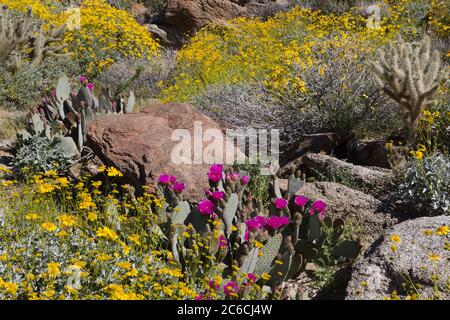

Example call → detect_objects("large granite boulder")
164 0 247 33
163 0 294 34
346 216 450 300
87 102 242 202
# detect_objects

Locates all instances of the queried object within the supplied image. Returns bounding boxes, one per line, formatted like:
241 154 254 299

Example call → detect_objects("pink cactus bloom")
79 75 87 83
86 83 95 91
265 216 289 230
245 216 266 232
172 182 185 193
244 229 250 242
169 175 177 183
218 235 228 248
309 199 327 220
198 199 215 215
247 273 257 283
240 175 250 185
231 173 240 181
274 198 288 210
223 281 238 297
158 174 172 185
208 164 223 182
211 191 225 200
294 195 308 207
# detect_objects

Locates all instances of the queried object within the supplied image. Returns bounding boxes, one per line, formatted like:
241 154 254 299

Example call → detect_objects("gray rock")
279 132 351 169
302 153 393 195
279 180 399 246
346 216 450 300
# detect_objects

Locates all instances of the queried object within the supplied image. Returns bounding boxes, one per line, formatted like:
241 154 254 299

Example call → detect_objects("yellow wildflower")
41 222 57 232
106 167 123 177
390 234 401 243
47 262 61 277
436 226 449 236
96 226 118 241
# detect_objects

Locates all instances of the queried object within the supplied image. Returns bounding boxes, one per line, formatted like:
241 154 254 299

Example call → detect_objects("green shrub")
0 56 81 111
284 41 403 138
98 49 176 101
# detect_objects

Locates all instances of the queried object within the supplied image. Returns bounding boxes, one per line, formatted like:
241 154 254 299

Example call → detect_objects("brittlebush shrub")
162 1 449 104
162 7 391 103
163 1 448 139
2 0 160 76
162 7 401 141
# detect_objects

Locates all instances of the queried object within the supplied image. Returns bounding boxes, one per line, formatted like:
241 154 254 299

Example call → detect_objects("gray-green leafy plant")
398 153 450 215
12 134 74 176
369 33 449 145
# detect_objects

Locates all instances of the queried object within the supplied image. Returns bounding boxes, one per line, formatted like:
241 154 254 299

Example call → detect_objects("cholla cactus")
369 34 448 145
0 5 67 70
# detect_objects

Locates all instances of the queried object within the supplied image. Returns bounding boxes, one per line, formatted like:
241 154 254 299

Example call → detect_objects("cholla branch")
0 5 68 70
369 33 449 145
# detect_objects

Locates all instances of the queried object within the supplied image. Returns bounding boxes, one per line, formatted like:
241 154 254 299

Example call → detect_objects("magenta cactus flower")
223 281 238 297
208 164 223 182
86 83 95 91
172 182 185 193
198 199 215 215
246 273 257 283
240 175 250 185
274 198 288 210
244 229 250 241
158 174 172 185
211 191 225 200
294 195 308 207
265 216 289 230
218 235 228 248
245 216 266 232
309 199 327 220
231 173 240 181
79 75 87 83
169 175 177 183
309 199 327 213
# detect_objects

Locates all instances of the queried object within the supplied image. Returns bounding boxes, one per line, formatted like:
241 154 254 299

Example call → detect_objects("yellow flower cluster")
2 0 160 75
0 169 207 300
429 0 450 37
162 7 391 102
409 144 427 161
